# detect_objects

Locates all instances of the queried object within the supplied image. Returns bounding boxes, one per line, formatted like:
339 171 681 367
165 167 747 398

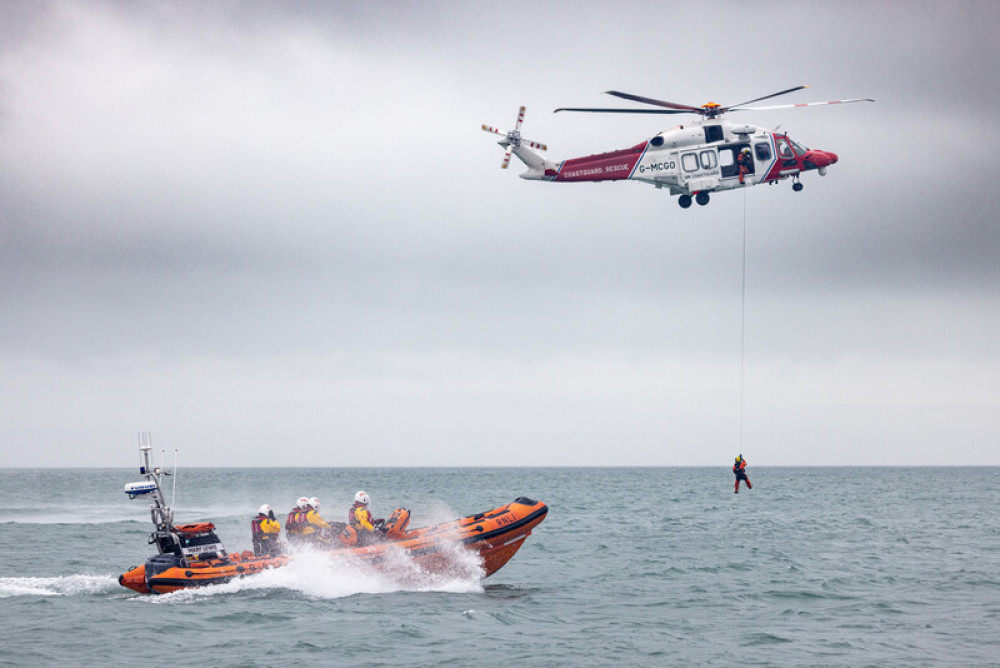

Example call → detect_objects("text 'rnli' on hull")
119 497 547 595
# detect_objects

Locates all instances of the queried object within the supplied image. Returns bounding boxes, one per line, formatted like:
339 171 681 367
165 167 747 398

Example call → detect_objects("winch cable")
739 188 748 452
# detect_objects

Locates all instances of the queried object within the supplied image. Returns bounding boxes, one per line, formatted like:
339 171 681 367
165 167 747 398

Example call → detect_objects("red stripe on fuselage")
554 141 646 182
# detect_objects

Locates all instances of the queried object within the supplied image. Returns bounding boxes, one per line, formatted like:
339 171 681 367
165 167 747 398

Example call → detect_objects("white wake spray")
137 538 485 604
0 574 119 597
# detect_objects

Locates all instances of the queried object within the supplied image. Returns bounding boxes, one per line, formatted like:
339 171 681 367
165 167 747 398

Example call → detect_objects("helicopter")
482 86 873 208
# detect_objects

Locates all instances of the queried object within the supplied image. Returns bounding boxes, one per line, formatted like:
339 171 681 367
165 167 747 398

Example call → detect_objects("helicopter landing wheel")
695 192 710 206
678 194 692 208
792 181 803 192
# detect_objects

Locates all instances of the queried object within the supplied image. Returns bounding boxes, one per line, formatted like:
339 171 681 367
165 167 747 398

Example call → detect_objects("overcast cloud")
2 0 998 467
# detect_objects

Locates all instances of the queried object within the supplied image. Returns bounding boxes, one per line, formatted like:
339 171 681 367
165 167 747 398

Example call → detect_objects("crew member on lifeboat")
349 491 384 545
303 497 333 542
286 497 332 544
285 497 310 543
251 504 283 556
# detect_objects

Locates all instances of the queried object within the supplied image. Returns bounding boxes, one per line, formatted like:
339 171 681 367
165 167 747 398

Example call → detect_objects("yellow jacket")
301 509 331 535
351 504 375 531
259 517 281 535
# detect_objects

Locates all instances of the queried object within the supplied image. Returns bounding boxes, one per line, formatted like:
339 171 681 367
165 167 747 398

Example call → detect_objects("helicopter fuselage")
511 119 838 206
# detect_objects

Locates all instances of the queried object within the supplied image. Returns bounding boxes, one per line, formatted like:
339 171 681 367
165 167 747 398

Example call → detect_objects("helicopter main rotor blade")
725 85 810 111
604 90 703 113
554 107 691 114
729 98 876 112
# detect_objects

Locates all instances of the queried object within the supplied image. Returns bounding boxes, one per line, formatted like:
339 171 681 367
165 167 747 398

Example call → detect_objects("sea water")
1 467 998 666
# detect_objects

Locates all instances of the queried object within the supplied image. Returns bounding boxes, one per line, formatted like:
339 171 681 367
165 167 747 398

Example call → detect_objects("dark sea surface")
1 466 998 666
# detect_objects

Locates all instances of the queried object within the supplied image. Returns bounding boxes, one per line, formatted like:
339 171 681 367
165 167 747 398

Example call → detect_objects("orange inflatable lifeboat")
119 497 547 595
119 442 547 595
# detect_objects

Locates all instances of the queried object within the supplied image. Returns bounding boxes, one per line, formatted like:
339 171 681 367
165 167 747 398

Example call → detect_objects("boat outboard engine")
144 552 184 590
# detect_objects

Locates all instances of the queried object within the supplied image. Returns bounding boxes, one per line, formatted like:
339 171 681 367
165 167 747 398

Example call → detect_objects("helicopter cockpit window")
776 138 794 159
788 139 809 155
699 150 717 170
703 125 724 143
755 143 772 161
681 153 700 172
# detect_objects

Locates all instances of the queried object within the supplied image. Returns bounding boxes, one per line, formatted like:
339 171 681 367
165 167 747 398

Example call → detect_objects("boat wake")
0 574 119 598
136 540 485 604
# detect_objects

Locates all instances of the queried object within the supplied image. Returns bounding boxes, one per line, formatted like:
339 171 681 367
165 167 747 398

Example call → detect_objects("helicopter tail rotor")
482 106 548 169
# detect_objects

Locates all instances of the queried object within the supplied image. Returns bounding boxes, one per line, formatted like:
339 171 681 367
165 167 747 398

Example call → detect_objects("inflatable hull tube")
119 498 547 594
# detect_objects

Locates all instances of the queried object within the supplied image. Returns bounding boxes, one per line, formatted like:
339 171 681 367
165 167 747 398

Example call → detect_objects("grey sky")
2 1 998 467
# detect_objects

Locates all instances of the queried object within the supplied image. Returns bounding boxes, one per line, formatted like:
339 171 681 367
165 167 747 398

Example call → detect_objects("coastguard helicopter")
482 85 873 208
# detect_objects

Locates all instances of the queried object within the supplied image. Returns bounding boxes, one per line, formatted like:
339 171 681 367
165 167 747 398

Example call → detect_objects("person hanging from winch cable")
251 504 283 556
733 454 752 493
348 491 385 545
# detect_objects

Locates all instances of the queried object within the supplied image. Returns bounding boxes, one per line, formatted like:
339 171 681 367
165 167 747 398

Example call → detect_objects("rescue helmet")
309 497 321 512
355 491 370 506
258 504 272 516
296 496 309 508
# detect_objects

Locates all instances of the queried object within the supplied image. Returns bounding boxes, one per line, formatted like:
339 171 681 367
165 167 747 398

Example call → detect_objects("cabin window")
699 150 717 170
681 153 700 172
703 125 724 143
755 143 772 161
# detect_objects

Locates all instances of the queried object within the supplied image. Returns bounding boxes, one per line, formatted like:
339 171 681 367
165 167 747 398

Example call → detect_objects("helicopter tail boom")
482 106 556 175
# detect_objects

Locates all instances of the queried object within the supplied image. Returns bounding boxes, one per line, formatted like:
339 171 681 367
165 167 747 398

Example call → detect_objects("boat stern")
119 564 149 594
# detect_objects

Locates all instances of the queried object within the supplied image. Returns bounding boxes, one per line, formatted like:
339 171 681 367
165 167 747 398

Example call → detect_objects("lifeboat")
119 495 547 595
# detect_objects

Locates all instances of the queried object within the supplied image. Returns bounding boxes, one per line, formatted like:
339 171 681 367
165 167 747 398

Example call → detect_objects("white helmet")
355 491 370 506
258 504 272 515
309 497 321 511
296 497 310 509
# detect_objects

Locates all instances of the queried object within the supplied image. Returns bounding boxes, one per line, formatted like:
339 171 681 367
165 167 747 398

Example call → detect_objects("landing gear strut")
678 194 692 209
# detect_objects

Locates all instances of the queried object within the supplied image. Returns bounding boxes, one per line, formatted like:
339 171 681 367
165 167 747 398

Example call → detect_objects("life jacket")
733 459 746 474
252 515 282 555
286 508 310 534
301 510 330 534
349 503 373 531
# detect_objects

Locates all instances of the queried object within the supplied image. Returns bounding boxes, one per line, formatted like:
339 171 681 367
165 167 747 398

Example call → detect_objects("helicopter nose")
810 150 838 167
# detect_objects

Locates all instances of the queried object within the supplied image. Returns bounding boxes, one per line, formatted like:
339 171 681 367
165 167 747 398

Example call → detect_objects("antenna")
171 449 178 510
138 431 153 473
